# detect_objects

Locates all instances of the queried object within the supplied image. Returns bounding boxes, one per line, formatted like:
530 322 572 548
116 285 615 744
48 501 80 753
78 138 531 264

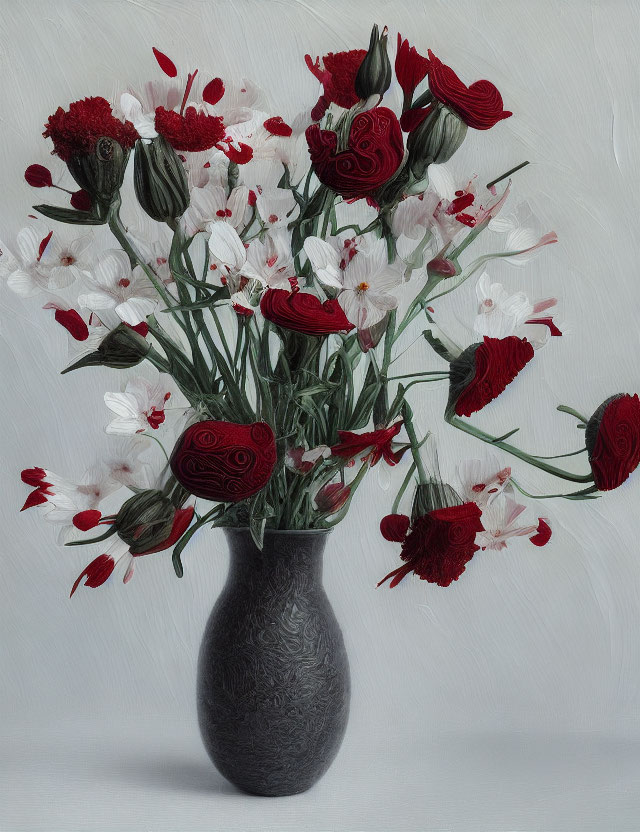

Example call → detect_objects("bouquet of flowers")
8 26 640 597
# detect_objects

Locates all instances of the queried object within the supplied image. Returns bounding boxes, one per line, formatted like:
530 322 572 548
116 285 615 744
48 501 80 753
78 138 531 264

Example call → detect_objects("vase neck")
223 528 330 584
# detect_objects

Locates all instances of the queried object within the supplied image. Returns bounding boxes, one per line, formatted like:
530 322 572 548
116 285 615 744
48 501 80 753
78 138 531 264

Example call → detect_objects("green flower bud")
66 137 129 207
407 105 467 181
61 323 150 374
355 24 392 100
116 489 175 554
134 135 190 223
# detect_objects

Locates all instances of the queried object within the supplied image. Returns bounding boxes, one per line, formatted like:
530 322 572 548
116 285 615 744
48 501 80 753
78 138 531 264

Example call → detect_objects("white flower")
303 237 343 289
338 238 402 329
119 80 181 139
476 495 538 551
1 224 72 296
104 435 154 489
457 455 512 508
104 375 172 435
244 230 295 289
206 221 248 274
255 188 299 229
488 201 558 265
38 231 94 285
78 249 157 326
182 183 249 237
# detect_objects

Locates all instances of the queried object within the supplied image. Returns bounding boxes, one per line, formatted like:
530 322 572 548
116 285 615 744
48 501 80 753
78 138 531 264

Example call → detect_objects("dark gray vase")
197 528 351 796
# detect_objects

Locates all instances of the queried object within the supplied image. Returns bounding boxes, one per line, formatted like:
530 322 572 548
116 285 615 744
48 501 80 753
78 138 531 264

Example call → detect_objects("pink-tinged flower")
476 496 539 551
331 422 408 467
457 456 512 508
530 517 552 547
395 34 429 101
243 230 296 290
255 188 299 230
426 50 512 130
314 482 350 513
285 444 331 474
77 249 157 326
380 513 410 542
104 375 172 435
305 49 367 121
1 225 66 297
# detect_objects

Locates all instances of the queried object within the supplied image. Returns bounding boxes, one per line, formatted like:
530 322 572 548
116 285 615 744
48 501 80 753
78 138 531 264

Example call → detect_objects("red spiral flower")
585 394 640 491
43 97 139 161
305 107 404 199
260 289 354 336
170 420 277 503
155 106 226 152
447 336 534 419
426 50 512 130
378 502 484 588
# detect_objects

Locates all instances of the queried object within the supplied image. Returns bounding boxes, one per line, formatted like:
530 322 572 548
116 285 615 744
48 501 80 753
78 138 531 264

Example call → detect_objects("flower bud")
115 489 176 554
411 480 462 522
66 137 129 207
134 135 190 223
426 257 457 279
406 105 467 181
355 24 392 100
314 482 351 513
61 323 150 374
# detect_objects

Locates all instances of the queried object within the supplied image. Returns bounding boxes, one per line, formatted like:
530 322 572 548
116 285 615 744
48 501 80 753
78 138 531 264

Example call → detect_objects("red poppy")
447 336 534 419
378 502 484 588
305 49 366 121
585 394 640 491
260 289 354 336
305 107 404 199
426 50 512 130
43 97 139 161
395 34 429 101
331 422 407 466
154 106 226 152
170 420 277 503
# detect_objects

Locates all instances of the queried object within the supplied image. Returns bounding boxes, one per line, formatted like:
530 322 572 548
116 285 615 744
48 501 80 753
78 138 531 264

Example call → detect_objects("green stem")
391 460 417 514
401 400 428 484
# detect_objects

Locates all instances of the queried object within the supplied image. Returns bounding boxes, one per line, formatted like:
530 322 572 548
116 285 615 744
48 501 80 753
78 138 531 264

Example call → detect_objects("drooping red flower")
154 106 225 152
426 50 512 130
395 34 429 101
378 502 484 588
447 336 535 419
305 107 404 198
331 422 407 467
70 554 115 597
263 116 293 137
260 289 354 336
170 420 277 503
43 97 139 161
305 49 366 121
585 394 640 491
380 513 410 542
530 517 552 547
24 164 53 188
315 483 351 513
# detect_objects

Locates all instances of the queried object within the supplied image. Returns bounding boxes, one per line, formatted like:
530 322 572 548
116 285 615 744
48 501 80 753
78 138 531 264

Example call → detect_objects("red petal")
399 106 432 132
126 321 149 337
70 554 115 597
134 506 195 556
21 467 47 486
152 47 177 77
524 316 562 337
70 189 92 211
54 308 89 341
263 116 293 137
20 489 48 511
24 164 53 188
380 513 410 542
222 142 253 164
202 77 225 106
530 518 552 547
38 231 53 261
72 509 102 531
377 562 413 588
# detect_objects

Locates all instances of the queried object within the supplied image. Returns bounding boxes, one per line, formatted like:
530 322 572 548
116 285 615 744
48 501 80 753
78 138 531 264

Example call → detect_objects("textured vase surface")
197 528 351 796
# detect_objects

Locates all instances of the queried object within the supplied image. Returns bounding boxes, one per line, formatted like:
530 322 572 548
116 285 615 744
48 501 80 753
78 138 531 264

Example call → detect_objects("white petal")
207 222 246 271
94 249 132 290
427 163 456 200
115 297 156 326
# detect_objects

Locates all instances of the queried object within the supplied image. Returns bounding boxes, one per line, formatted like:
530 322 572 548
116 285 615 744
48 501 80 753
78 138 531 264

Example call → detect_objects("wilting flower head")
305 49 366 121
426 50 512 130
170 420 277 502
305 107 404 199
330 421 408 467
446 335 535 419
260 288 354 336
585 394 640 491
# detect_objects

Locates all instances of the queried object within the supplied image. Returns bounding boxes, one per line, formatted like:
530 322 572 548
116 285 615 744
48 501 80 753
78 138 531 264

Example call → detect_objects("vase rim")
221 526 332 536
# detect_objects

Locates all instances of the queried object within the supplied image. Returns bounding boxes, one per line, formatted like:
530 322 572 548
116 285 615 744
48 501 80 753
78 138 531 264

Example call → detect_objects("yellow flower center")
356 281 369 292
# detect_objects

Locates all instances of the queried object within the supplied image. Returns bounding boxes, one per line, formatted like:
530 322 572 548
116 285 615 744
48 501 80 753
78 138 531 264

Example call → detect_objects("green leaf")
33 203 107 226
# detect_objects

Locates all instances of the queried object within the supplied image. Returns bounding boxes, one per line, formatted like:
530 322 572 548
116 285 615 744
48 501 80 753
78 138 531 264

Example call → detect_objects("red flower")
530 517 552 547
134 506 195 555
426 50 512 130
305 50 366 121
154 106 225 152
380 513 410 542
447 336 534 419
24 164 53 188
399 106 432 132
331 422 407 467
70 554 115 597
378 502 484 588
202 78 225 107
170 420 277 503
260 289 354 336
20 467 52 511
585 394 640 491
263 116 293 137
43 97 139 161
395 34 429 101
305 107 404 199
315 483 350 513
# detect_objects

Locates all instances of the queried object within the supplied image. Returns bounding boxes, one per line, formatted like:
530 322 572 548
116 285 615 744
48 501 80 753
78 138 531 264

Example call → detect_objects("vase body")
197 528 350 796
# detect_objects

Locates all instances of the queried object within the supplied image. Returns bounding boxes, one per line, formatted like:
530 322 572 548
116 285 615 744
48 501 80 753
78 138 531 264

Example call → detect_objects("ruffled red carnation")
306 107 404 198
379 502 484 588
585 394 640 491
263 116 292 137
170 420 277 503
43 97 139 161
427 50 512 130
305 49 366 120
447 336 534 419
395 34 429 101
260 288 354 336
331 422 407 467
155 106 225 152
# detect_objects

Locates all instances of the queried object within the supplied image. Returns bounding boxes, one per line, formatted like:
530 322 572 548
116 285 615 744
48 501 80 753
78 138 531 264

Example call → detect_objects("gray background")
1 0 640 829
